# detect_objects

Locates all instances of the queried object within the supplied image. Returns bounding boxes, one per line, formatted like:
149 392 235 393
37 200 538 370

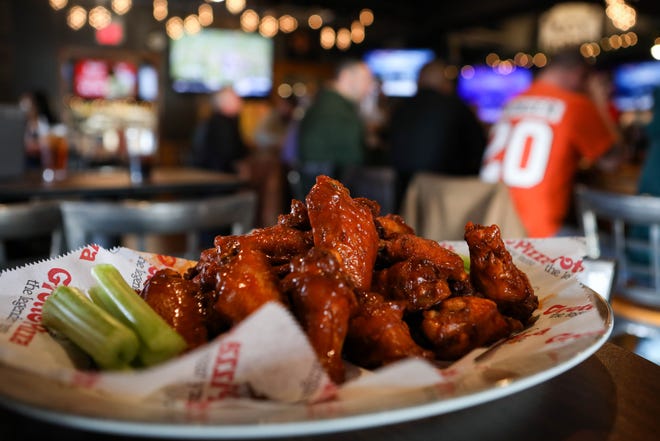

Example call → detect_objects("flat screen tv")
169 29 274 97
70 59 158 102
457 65 533 123
73 59 138 100
612 60 660 112
363 49 436 97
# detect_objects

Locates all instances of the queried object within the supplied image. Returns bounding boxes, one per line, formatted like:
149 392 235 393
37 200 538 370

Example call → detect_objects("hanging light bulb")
259 15 278 38
111 0 132 16
89 6 112 30
226 0 246 15
49 0 68 11
278 15 298 34
166 16 184 40
320 26 335 50
198 3 213 27
67 5 86 30
153 0 167 21
308 14 323 30
184 14 201 35
240 9 259 32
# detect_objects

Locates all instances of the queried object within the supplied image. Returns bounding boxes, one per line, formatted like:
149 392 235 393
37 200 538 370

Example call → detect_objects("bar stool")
574 184 660 364
59 192 257 260
0 200 63 270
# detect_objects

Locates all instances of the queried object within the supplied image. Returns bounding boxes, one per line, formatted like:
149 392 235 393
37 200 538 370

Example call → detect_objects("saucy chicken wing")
306 175 379 292
422 296 522 360
140 268 209 349
379 233 473 297
344 291 434 369
281 247 358 383
464 222 538 323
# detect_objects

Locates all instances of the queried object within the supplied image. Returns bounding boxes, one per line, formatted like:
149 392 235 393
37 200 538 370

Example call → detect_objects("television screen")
138 64 159 102
169 29 274 97
72 59 140 100
363 49 435 97
457 65 533 123
612 60 660 112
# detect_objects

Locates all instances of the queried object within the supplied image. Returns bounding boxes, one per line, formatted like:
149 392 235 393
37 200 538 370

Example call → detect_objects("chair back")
401 172 526 241
0 201 63 270
574 184 660 308
60 192 257 259
341 165 398 215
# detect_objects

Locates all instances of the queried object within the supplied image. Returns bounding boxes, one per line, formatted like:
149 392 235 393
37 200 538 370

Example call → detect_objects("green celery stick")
42 285 139 370
90 264 187 366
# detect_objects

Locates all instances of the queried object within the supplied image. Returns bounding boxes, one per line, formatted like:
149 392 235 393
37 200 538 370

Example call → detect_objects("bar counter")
1 342 658 441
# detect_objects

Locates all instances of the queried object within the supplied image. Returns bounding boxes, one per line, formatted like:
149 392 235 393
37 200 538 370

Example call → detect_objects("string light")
278 14 298 34
320 26 335 50
226 0 246 15
66 5 86 30
183 14 201 35
240 9 259 32
153 0 167 21
111 0 132 16
165 16 184 40
88 6 112 30
49 0 68 11
198 3 213 27
308 14 323 30
259 15 278 38
336 28 351 51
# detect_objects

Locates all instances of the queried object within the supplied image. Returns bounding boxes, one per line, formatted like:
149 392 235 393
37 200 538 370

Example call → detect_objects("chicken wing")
208 246 283 326
464 222 538 323
422 296 522 360
281 247 358 383
140 268 209 349
306 175 379 292
344 291 434 369
379 233 473 296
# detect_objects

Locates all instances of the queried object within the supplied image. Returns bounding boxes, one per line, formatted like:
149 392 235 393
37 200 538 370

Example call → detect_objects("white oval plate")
0 238 613 438
0 280 612 439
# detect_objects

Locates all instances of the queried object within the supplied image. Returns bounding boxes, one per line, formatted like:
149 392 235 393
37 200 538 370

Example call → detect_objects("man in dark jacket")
389 60 487 205
192 86 248 174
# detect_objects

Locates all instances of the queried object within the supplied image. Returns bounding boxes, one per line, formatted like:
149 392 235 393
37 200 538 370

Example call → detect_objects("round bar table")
0 167 246 202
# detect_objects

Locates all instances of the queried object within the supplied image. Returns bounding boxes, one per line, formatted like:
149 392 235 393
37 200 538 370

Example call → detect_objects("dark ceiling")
162 1 660 64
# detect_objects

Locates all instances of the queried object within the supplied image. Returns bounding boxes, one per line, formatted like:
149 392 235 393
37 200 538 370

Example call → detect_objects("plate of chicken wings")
0 175 612 438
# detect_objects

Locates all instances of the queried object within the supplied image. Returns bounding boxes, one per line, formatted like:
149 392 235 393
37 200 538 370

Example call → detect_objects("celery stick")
42 285 139 370
90 264 187 366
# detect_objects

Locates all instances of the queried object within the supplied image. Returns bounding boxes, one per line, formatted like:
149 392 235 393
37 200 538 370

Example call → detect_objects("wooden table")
0 167 247 202
0 342 657 441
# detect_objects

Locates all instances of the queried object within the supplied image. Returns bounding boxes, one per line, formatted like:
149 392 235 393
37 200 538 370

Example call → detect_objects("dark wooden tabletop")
1 342 658 441
0 167 247 201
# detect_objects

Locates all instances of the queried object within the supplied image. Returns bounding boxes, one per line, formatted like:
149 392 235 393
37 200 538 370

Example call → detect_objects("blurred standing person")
19 90 57 170
191 86 248 174
388 59 487 206
296 58 375 190
480 49 621 237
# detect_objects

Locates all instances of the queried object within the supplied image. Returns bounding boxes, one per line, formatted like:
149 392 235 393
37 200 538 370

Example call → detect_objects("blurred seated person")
480 48 622 238
19 90 57 170
296 58 375 191
388 59 487 207
191 86 248 175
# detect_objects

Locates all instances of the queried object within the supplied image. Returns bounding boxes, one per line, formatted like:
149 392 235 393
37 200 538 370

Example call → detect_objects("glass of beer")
41 124 68 182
